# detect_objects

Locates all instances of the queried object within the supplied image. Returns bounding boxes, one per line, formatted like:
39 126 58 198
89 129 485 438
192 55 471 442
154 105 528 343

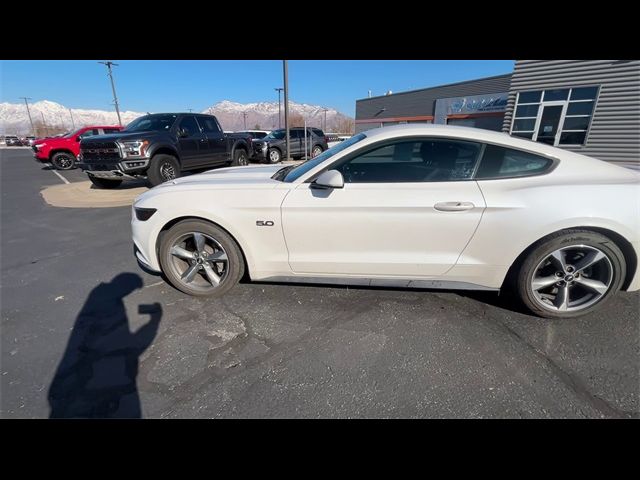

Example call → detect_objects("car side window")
290 130 302 139
199 117 221 133
334 139 482 183
103 128 120 134
475 144 553 179
179 116 201 136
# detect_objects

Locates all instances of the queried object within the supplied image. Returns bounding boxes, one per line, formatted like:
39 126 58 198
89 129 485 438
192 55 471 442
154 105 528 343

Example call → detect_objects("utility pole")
274 87 283 129
19 97 35 136
40 112 48 137
283 60 290 160
242 112 248 129
187 108 193 112
98 61 122 126
69 108 76 129
322 108 329 132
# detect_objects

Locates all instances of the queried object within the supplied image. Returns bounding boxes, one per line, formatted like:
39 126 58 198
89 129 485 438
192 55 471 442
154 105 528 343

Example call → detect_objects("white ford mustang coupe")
131 125 639 318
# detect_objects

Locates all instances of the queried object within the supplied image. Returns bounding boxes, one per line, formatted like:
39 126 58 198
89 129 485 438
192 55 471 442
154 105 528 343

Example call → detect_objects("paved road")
1 148 638 418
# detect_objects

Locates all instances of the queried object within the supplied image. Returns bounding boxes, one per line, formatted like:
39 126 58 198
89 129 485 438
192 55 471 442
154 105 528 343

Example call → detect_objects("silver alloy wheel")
238 151 248 165
168 232 228 290
530 244 613 313
160 162 176 181
269 149 280 163
312 146 322 157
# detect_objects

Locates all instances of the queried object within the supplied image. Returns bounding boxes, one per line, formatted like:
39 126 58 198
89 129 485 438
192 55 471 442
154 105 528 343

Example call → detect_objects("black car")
252 127 329 163
77 113 252 189
5 135 22 146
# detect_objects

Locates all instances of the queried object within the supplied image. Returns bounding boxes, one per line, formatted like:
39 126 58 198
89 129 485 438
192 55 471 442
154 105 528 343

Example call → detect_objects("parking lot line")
45 163 70 185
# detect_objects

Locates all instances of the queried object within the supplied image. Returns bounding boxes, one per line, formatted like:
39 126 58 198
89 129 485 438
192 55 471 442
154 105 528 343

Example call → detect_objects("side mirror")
312 170 344 189
178 128 190 138
75 136 82 142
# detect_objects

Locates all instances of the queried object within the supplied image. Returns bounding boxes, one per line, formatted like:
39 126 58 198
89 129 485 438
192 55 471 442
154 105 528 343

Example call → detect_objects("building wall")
355 74 512 133
503 60 640 165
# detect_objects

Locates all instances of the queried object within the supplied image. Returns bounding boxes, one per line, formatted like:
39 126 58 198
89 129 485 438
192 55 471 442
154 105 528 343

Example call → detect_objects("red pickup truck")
32 125 123 170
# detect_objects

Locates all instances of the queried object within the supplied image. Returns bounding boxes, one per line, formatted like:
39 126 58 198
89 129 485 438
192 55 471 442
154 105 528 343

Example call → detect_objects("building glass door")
535 104 565 145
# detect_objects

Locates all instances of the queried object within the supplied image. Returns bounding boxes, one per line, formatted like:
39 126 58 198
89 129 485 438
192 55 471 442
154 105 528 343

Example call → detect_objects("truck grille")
81 142 121 162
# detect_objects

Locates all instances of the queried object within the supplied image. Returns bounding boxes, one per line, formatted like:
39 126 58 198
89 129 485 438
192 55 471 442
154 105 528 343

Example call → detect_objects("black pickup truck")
77 113 252 188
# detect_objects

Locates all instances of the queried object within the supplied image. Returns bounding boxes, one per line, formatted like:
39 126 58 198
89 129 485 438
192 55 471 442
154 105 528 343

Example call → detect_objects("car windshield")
275 133 367 182
125 114 177 132
63 130 80 138
264 130 286 140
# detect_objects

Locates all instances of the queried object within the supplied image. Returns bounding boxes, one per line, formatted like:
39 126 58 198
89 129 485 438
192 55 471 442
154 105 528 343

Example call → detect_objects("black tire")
51 151 76 170
514 229 625 319
159 220 244 297
147 154 181 187
88 174 123 189
266 147 281 164
312 145 323 157
231 148 249 166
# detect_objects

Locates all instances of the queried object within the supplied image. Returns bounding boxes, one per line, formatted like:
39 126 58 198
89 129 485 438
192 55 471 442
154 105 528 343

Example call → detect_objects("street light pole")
322 107 328 132
19 97 35 136
242 112 248 129
40 112 48 137
274 87 283 129
98 61 122 126
283 61 290 160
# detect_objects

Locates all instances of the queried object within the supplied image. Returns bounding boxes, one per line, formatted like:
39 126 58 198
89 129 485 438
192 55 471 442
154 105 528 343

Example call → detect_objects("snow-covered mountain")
0 100 144 135
0 99 352 135
202 100 352 131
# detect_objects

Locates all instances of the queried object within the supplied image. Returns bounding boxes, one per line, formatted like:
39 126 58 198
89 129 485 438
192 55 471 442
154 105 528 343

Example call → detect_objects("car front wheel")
158 220 244 297
148 154 181 187
267 148 281 164
515 229 625 319
51 152 76 170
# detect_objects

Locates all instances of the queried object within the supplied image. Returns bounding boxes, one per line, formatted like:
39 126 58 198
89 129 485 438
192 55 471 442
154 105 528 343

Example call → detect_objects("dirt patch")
41 180 149 208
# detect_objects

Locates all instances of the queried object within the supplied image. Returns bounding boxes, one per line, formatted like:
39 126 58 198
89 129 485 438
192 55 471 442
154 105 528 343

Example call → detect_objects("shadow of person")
48 273 162 418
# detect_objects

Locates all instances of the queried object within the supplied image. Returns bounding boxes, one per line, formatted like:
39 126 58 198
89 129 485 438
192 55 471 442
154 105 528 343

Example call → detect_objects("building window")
511 86 599 146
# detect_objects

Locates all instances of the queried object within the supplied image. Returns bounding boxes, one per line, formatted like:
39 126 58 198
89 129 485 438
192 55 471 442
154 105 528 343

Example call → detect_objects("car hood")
82 130 153 143
138 164 288 202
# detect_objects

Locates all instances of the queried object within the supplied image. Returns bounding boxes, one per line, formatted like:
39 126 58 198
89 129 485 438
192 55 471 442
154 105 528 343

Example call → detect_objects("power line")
19 97 35 135
98 61 122 126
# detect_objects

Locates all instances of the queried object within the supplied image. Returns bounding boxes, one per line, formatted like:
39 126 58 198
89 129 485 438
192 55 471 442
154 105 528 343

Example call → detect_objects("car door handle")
434 201 475 212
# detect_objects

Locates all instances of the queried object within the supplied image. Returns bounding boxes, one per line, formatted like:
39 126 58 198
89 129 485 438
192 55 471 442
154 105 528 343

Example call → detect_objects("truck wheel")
159 219 245 297
51 152 76 170
267 148 281 164
88 174 122 189
148 154 181 187
231 148 249 166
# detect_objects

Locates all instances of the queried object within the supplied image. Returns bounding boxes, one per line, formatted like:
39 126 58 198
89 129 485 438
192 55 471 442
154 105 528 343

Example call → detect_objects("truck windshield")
125 115 177 132
274 133 366 182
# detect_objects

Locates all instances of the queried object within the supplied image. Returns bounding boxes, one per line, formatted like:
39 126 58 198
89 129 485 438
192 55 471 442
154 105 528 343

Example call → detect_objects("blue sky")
1 60 514 116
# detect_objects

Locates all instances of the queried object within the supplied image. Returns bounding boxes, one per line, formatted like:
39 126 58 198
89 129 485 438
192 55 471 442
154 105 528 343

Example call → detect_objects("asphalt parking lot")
1 147 639 418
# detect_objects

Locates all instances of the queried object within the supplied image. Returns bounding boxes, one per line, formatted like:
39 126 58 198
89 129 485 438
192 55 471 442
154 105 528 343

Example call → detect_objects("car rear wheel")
267 148 281 164
148 154 180 187
51 152 76 170
159 220 244 297
87 174 122 189
515 230 625 319
312 145 323 157
231 148 249 166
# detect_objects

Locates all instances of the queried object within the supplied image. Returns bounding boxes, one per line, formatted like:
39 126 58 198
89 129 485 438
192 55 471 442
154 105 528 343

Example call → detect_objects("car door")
280 137 486 277
288 129 302 157
177 115 206 169
197 115 228 164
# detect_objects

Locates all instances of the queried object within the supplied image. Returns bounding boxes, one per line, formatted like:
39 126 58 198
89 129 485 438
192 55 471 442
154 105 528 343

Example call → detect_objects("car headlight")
35 143 46 149
119 140 150 158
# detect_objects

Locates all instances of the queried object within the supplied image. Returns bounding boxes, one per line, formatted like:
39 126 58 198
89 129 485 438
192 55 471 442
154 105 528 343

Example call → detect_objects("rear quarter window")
476 144 554 179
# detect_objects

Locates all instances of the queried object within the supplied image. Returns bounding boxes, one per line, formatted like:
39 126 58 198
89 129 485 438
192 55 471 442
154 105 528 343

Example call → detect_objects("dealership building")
355 60 640 166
